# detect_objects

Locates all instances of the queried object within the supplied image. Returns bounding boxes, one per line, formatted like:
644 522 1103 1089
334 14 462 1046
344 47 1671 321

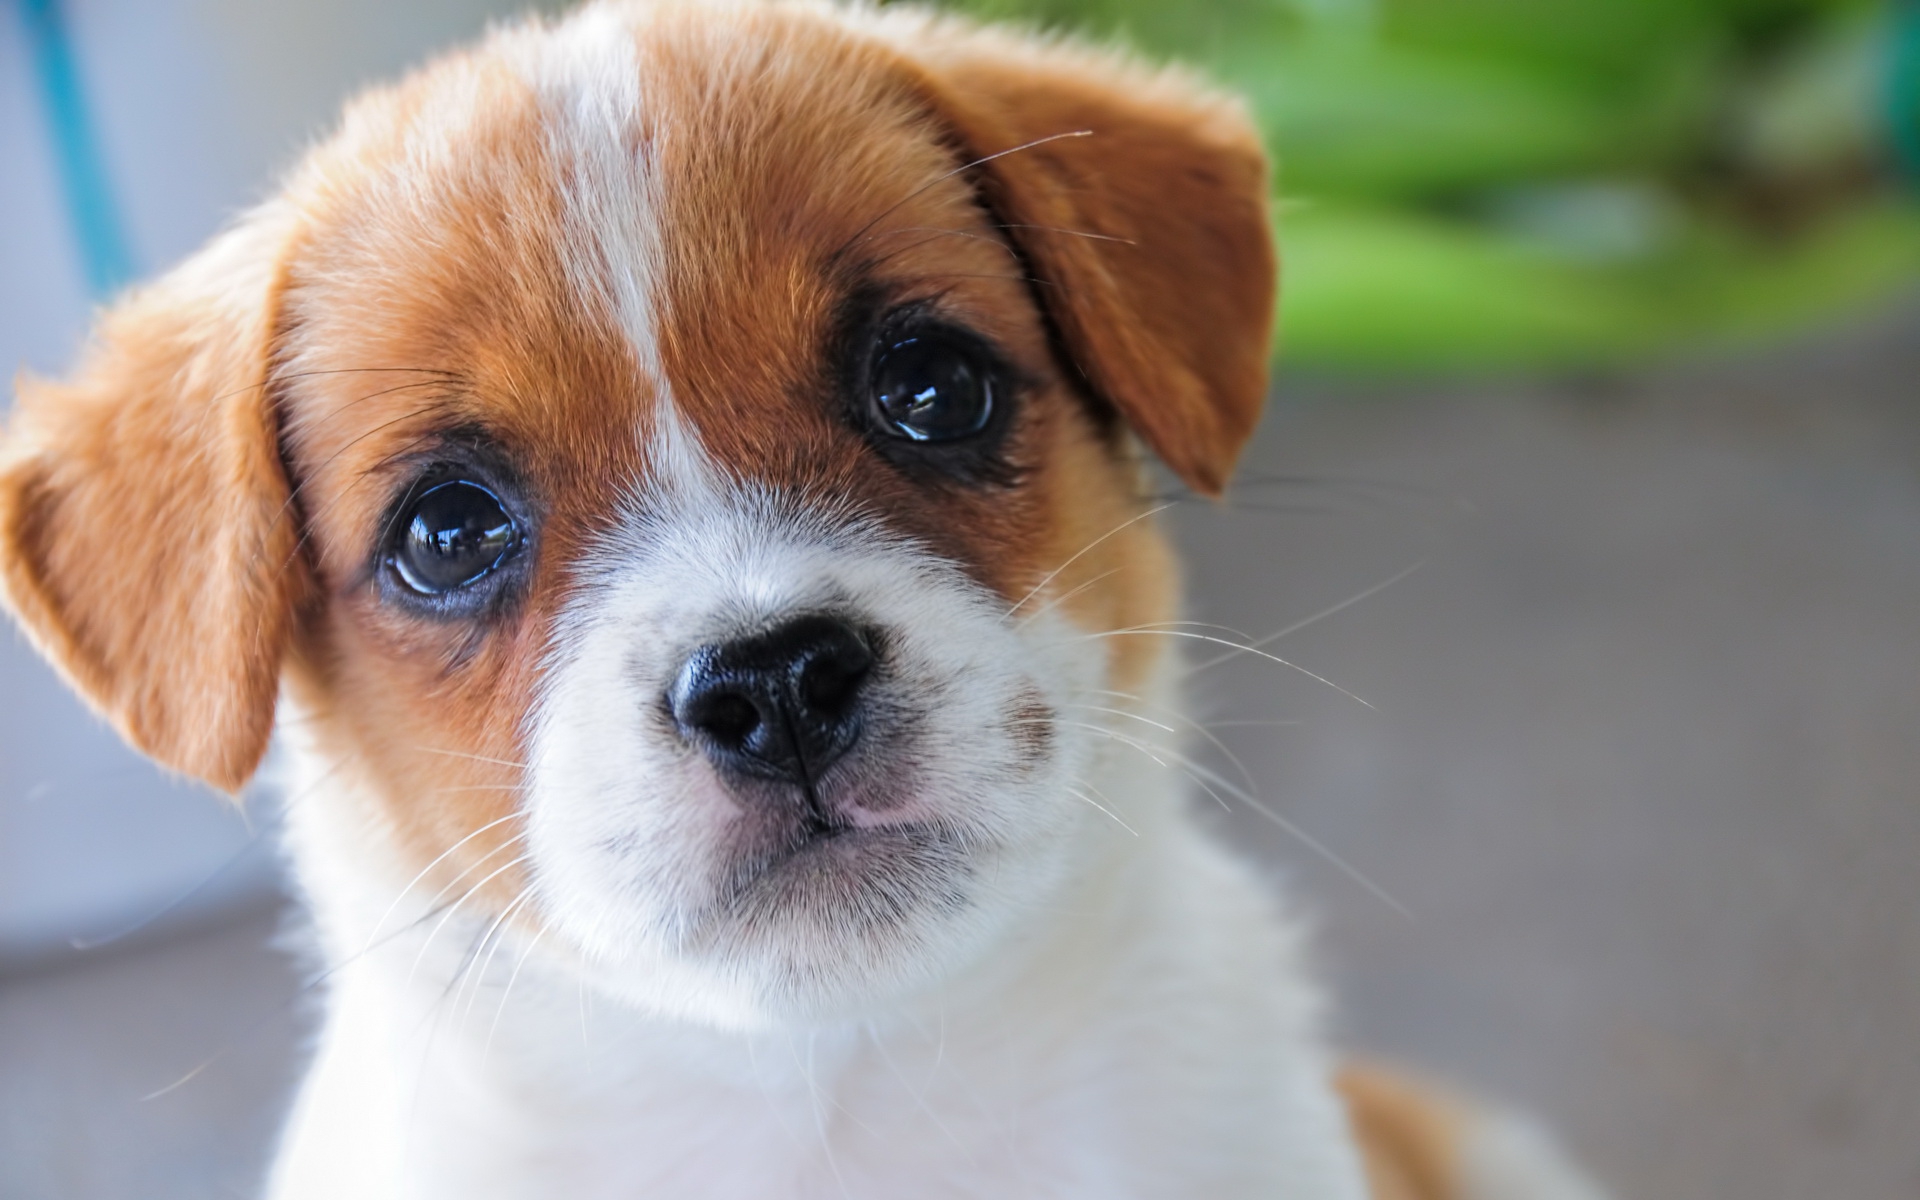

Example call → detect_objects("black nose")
669 615 876 787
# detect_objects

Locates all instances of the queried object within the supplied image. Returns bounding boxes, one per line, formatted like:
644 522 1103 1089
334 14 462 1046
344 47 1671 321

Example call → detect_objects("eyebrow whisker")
831 130 1095 263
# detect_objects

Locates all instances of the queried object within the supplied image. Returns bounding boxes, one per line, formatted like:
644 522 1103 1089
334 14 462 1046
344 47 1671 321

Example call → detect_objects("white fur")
524 433 1092 1026
506 3 668 390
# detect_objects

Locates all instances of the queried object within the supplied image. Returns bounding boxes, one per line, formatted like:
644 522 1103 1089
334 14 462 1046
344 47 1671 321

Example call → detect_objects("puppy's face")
0 2 1274 1025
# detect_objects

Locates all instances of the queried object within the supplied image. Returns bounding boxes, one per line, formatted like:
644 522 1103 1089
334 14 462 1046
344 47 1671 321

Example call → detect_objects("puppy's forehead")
283 4 1037 527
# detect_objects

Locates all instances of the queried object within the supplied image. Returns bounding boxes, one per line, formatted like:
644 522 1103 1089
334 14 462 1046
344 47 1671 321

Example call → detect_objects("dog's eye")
869 332 994 443
392 481 520 595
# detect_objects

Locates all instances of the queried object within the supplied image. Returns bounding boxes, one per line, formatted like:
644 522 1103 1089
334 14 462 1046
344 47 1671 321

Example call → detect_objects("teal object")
1893 0 1920 180
17 0 134 296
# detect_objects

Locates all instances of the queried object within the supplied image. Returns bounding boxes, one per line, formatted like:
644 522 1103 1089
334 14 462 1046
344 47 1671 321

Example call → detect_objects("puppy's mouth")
695 810 975 944
745 816 918 876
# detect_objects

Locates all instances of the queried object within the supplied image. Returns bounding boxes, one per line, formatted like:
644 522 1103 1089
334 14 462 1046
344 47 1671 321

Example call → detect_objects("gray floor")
4 303 1918 1199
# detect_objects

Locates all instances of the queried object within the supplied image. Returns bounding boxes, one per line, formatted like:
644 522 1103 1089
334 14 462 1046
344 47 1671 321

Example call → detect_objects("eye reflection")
870 333 995 442
392 480 519 595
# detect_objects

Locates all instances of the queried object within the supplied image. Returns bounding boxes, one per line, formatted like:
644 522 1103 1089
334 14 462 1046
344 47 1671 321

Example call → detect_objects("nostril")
685 689 761 748
798 641 873 717
668 648 769 752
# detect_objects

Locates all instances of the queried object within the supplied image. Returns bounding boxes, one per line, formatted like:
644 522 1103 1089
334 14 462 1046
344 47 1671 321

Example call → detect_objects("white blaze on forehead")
505 5 668 394
646 403 724 503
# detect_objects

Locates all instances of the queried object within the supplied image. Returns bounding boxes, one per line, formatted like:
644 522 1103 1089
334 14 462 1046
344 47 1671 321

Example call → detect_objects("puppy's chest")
397 1015 1139 1200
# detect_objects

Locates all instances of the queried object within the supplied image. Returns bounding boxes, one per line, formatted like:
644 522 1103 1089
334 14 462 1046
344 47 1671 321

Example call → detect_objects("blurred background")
1 0 1916 1197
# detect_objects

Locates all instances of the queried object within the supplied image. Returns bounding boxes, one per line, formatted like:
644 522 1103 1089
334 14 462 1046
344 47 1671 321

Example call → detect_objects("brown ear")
0 203 307 793
891 20 1277 495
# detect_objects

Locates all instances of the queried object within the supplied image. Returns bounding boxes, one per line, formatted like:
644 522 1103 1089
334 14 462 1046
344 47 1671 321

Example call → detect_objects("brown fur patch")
1338 1063 1469 1200
873 9 1277 496
0 204 310 791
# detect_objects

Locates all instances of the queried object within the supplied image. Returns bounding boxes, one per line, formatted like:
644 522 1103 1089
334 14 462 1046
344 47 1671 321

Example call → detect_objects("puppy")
0 3 1606 1197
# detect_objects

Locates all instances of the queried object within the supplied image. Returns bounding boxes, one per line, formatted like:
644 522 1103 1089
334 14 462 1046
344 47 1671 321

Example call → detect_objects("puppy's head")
0 1 1273 1025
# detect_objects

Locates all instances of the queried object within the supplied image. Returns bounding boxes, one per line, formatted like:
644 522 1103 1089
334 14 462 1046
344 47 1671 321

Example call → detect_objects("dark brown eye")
870 333 994 442
392 480 519 595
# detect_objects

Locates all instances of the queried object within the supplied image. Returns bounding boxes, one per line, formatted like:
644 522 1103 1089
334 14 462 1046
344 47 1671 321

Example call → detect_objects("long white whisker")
1091 618 1261 640
1006 503 1175 618
458 889 536 1028
1063 784 1140 836
1190 557 1429 671
364 811 525 953
794 1031 858 1200
1063 703 1178 736
486 924 550 1057
1069 722 1408 917
1082 688 1263 799
1012 567 1118 630
843 130 1095 257
995 222 1135 245
1085 629 1376 710
403 852 534 999
418 746 529 770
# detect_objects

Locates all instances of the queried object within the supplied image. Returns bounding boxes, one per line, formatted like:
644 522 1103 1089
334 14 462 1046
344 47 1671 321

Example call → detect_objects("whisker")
862 1020 977 1162
912 271 1064 289
1095 618 1261 641
417 747 530 770
363 810 526 953
250 393 461 582
1006 502 1175 618
402 850 534 999
992 222 1134 245
486 923 550 1057
1063 784 1139 836
835 130 1094 260
1189 557 1429 672
792 1031 860 1200
1012 567 1117 630
1080 687 1264 800
1064 702 1177 737
203 365 462 409
1083 629 1376 710
1070 721 1408 916
456 889 537 1028
857 222 1134 277
265 382 455 529
858 225 1023 270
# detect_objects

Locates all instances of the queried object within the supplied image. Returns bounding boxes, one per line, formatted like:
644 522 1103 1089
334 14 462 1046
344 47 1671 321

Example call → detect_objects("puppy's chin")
538 802 1053 1030
688 819 997 1020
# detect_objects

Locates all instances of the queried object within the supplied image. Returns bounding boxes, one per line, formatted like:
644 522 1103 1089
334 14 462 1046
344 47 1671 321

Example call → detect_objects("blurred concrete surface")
0 906 302 1199
2 301 1917 1198
1175 300 1920 1200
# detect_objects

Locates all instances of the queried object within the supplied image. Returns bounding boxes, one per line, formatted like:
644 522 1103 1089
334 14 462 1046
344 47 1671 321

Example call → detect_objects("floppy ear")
0 203 307 793
894 21 1278 495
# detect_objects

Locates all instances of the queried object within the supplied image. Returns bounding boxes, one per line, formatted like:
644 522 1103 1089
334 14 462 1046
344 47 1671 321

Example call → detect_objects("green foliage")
1281 199 1920 369
935 0 1920 371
